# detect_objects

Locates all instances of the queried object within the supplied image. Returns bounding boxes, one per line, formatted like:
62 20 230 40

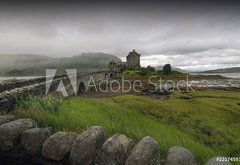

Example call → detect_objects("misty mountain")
154 65 187 73
0 53 121 76
202 67 240 73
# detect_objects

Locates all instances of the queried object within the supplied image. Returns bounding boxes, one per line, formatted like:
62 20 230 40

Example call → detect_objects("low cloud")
141 49 240 71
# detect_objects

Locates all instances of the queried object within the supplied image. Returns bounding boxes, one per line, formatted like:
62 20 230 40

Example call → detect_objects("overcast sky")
0 0 240 71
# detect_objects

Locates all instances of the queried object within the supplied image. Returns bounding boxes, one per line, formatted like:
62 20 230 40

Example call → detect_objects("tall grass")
12 91 240 164
112 92 240 157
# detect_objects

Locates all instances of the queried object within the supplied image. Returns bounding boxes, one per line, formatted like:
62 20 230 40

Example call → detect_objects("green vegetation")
12 90 240 164
122 69 186 78
136 65 156 76
114 92 240 157
163 63 172 74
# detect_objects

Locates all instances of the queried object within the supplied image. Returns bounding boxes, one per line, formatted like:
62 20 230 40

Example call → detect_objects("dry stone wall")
0 71 112 113
0 75 67 93
0 115 230 165
0 77 46 93
0 76 69 113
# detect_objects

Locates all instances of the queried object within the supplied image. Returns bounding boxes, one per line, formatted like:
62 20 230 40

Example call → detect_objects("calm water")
190 72 240 79
187 72 240 88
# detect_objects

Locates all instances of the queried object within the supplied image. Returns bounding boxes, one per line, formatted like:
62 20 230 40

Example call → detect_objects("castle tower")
126 49 141 70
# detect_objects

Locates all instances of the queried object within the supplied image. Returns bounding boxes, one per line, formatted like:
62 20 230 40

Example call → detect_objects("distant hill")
154 65 187 73
0 53 121 76
203 67 240 73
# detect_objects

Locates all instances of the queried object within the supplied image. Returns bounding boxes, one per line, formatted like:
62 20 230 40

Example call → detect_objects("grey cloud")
0 1 240 70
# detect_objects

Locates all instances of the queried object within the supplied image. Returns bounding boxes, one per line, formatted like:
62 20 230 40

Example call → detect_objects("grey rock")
165 146 197 165
21 127 52 155
125 136 160 165
70 126 106 165
0 118 37 152
95 134 135 165
205 156 232 165
42 131 77 161
0 115 15 125
0 143 28 161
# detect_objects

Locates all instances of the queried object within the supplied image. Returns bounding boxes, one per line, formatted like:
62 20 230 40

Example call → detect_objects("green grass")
112 92 240 157
122 70 187 78
12 91 240 165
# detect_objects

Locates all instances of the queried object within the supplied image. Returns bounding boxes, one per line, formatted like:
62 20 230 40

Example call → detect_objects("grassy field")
121 70 225 81
122 70 187 78
12 91 240 165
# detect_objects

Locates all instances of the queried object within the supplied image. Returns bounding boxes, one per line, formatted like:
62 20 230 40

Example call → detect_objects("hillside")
0 53 121 76
203 67 240 73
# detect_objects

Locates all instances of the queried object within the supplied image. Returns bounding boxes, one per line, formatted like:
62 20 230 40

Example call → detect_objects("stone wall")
0 115 229 165
0 75 68 93
0 76 67 113
0 71 116 113
0 77 45 93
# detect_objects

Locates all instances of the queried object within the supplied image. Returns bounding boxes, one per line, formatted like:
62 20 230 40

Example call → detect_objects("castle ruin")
108 49 141 71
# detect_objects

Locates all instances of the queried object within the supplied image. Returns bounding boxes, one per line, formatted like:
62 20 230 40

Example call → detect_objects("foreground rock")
205 156 232 165
125 136 160 165
165 146 197 165
70 126 106 165
0 119 37 152
42 131 77 161
21 127 52 155
95 134 134 165
0 115 15 125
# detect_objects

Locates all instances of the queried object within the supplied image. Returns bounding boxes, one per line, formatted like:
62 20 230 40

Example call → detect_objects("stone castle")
108 49 141 72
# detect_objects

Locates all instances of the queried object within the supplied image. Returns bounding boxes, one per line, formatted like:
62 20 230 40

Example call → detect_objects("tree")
139 68 148 76
146 65 155 72
163 64 171 74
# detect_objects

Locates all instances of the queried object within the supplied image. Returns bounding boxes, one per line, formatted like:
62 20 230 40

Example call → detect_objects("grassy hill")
203 67 240 73
0 53 121 76
12 91 240 164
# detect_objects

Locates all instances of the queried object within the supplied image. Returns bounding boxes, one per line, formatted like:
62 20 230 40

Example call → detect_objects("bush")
163 64 171 74
146 65 155 72
139 68 148 76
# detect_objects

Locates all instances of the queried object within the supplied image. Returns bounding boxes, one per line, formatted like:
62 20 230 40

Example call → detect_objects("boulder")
42 131 77 161
205 156 232 165
0 115 15 125
0 118 37 152
21 127 52 155
0 143 28 161
165 146 197 165
95 134 135 165
70 126 106 165
125 136 160 165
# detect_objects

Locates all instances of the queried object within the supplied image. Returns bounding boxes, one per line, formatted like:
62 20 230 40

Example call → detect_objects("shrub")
146 65 155 72
163 64 172 74
139 68 148 76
